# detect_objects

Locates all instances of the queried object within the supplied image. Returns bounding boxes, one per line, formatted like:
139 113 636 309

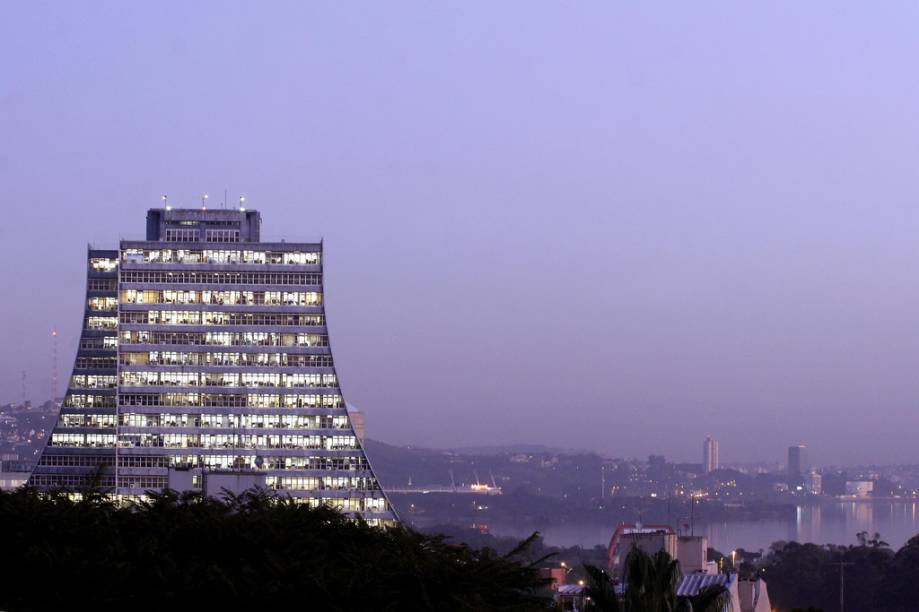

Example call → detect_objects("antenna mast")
51 329 58 404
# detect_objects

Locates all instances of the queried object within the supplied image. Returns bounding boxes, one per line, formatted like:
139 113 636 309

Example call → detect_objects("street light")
201 193 209 210
239 195 246 211
731 550 737 572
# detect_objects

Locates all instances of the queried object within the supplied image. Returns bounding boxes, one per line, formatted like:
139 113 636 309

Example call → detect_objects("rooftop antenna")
201 193 209 210
667 492 672 528
223 188 228 209
690 493 695 537
50 329 58 403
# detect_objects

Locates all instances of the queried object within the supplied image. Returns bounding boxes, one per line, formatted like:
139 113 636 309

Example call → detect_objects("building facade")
787 444 808 483
703 435 719 473
804 470 822 495
29 208 395 524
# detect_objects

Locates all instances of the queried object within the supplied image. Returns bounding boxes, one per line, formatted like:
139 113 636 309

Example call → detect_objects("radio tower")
51 329 59 404
21 370 26 405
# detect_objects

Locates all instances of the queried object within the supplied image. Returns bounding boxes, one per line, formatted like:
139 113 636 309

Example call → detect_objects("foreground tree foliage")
0 487 552 611
761 535 919 612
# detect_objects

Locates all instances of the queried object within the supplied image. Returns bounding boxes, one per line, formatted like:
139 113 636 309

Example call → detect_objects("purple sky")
4 2 919 464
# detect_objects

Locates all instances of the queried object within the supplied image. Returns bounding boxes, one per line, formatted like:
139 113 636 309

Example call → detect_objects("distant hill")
362 438 604 494
449 443 592 456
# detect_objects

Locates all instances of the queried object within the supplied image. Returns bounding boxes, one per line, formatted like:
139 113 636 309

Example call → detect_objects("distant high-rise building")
703 436 719 473
28 207 395 524
787 445 808 482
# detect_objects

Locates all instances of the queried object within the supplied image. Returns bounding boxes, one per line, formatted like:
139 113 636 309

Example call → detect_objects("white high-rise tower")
29 207 395 525
703 435 719 473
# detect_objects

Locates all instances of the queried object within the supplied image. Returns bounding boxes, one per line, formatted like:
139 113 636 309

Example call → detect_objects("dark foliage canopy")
761 535 919 612
0 487 553 611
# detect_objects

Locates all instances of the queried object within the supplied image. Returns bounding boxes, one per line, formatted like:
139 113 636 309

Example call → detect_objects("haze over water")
489 501 919 554
4 3 919 464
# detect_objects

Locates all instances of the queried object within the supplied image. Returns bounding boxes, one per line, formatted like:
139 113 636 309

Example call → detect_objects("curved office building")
29 208 395 524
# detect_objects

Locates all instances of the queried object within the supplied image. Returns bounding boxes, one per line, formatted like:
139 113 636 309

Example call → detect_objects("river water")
488 501 919 553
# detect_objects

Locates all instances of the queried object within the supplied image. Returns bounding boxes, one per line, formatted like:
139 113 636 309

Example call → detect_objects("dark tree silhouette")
0 486 553 611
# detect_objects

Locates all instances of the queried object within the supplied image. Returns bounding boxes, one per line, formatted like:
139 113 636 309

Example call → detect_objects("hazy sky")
4 2 919 465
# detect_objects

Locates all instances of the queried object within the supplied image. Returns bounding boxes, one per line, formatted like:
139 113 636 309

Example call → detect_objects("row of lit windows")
119 393 343 408
59 414 116 428
104 496 390 516
326 497 388 513
120 351 334 368
53 432 356 449
265 476 376 491
117 455 370 471
119 310 326 328
51 433 117 447
57 414 351 431
86 316 118 330
121 331 331 348
65 394 117 408
121 270 322 286
70 375 117 389
89 258 118 272
36 454 370 472
113 433 358 450
121 289 322 306
121 476 169 488
119 413 350 429
88 297 118 311
122 249 320 266
80 336 118 350
119 371 338 389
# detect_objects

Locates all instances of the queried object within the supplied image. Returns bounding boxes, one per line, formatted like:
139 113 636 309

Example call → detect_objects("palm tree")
583 564 622 611
622 547 683 611
584 547 732 612
869 532 890 548
857 530 890 548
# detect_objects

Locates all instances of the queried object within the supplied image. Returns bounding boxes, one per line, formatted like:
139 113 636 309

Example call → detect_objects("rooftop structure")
607 523 716 575
29 208 395 525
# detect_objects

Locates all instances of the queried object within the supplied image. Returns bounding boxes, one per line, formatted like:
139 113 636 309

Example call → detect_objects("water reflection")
488 501 919 553
702 501 918 553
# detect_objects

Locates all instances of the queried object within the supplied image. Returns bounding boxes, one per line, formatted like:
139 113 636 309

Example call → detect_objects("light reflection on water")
488 501 919 553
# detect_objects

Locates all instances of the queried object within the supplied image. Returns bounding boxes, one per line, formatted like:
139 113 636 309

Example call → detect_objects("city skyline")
7 3 919 465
